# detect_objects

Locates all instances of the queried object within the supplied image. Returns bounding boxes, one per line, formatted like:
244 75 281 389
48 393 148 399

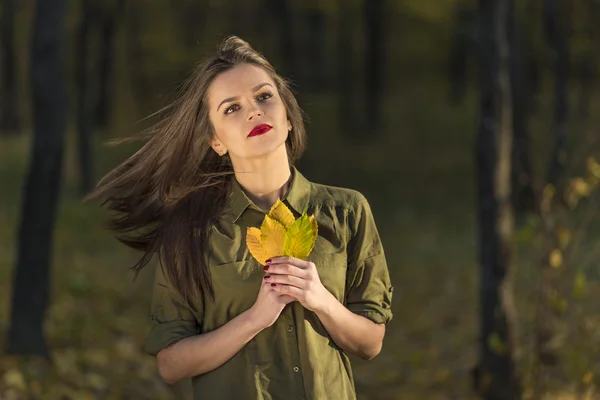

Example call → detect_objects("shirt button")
293 366 300 373
287 325 294 332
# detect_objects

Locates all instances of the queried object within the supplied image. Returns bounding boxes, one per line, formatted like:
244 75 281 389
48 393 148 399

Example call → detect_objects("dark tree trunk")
305 9 328 91
508 0 537 216
544 0 569 189
532 0 571 395
337 1 358 138
75 0 94 195
576 56 594 122
6 0 68 357
273 0 296 85
364 0 385 135
473 0 522 398
576 1 596 123
524 0 541 114
178 0 206 48
0 0 20 132
448 5 470 105
95 0 123 130
124 0 151 106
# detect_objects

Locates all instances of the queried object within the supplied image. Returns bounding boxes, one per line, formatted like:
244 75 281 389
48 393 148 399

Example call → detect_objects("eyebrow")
216 82 274 112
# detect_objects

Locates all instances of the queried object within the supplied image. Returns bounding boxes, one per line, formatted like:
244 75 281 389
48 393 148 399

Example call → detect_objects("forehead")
208 64 274 102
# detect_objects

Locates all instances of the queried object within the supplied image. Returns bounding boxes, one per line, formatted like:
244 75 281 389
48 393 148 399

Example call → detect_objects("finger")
264 273 306 289
270 283 303 298
268 256 311 269
265 263 308 278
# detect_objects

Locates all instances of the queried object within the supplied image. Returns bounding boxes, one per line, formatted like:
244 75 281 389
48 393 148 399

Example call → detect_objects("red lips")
248 124 272 137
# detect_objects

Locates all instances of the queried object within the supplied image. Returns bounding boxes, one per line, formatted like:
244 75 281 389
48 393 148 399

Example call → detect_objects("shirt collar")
226 165 311 223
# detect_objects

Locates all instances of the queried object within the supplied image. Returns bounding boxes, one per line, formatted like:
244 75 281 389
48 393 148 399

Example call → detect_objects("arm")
157 307 263 384
148 266 292 385
314 291 385 360
265 256 387 360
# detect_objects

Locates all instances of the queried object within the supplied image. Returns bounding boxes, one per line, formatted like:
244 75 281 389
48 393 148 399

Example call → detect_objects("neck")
231 147 292 211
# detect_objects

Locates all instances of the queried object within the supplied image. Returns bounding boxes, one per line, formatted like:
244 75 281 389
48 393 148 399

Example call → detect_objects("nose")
247 103 264 121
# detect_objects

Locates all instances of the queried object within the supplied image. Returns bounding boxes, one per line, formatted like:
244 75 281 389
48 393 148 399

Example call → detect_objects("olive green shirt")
145 166 394 400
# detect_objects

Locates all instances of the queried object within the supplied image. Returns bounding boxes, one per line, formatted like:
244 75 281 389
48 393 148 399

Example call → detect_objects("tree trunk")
364 0 385 135
448 4 471 105
544 0 569 189
532 0 571 395
473 0 522 398
508 0 537 216
305 9 328 91
272 0 296 86
524 0 541 114
95 0 123 130
337 1 359 138
124 0 151 107
6 0 68 357
0 0 20 132
75 0 94 195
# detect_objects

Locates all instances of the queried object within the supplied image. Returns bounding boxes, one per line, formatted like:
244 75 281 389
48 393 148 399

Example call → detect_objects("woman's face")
207 64 291 161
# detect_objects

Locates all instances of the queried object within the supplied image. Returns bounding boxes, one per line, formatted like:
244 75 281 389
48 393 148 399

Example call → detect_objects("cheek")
265 101 287 121
212 116 239 144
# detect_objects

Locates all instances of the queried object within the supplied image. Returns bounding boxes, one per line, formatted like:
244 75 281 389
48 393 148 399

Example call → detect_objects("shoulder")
307 181 370 213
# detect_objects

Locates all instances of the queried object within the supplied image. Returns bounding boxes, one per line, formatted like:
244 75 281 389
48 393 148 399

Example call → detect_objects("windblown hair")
87 36 306 305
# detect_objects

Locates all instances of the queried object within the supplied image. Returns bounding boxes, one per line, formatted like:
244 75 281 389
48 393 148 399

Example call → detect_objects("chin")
248 137 287 159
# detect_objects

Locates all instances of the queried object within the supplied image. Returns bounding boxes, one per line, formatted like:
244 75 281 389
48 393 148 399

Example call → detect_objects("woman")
90 36 393 399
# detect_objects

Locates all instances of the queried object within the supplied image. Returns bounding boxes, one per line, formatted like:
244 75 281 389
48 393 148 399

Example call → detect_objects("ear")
287 119 292 131
211 138 228 156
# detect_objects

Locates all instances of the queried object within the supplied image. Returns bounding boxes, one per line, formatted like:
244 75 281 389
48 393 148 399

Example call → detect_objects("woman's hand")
263 256 334 313
249 279 295 330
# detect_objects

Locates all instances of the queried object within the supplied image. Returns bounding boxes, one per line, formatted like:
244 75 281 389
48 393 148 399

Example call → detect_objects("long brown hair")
87 36 307 305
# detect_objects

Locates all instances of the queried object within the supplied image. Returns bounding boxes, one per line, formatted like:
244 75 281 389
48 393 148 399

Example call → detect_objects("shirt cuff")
347 304 393 325
144 320 199 356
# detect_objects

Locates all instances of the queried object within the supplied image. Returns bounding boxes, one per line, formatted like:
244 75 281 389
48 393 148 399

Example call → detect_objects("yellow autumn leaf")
574 271 587 299
2 368 26 390
587 156 600 178
260 215 286 258
283 214 318 260
549 249 563 268
268 198 295 228
246 201 318 264
86 373 107 390
247 227 269 265
557 227 571 249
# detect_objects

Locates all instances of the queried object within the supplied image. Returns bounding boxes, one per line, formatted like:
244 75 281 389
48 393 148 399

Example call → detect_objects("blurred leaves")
550 249 563 268
574 271 587 300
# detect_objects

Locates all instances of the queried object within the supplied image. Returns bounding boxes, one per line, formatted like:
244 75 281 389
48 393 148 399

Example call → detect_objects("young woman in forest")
89 36 393 399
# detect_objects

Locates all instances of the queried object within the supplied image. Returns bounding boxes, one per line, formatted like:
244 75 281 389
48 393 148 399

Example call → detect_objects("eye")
224 104 240 115
257 91 273 102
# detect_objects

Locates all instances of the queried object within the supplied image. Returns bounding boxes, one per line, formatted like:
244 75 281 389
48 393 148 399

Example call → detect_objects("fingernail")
266 259 272 264
271 283 276 287
263 266 269 271
264 275 270 279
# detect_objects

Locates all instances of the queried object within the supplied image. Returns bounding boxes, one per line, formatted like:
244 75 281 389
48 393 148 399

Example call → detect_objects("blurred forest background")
1 0 600 399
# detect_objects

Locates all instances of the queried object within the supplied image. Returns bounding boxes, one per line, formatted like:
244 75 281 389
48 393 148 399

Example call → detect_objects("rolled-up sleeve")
345 192 394 325
144 264 202 356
